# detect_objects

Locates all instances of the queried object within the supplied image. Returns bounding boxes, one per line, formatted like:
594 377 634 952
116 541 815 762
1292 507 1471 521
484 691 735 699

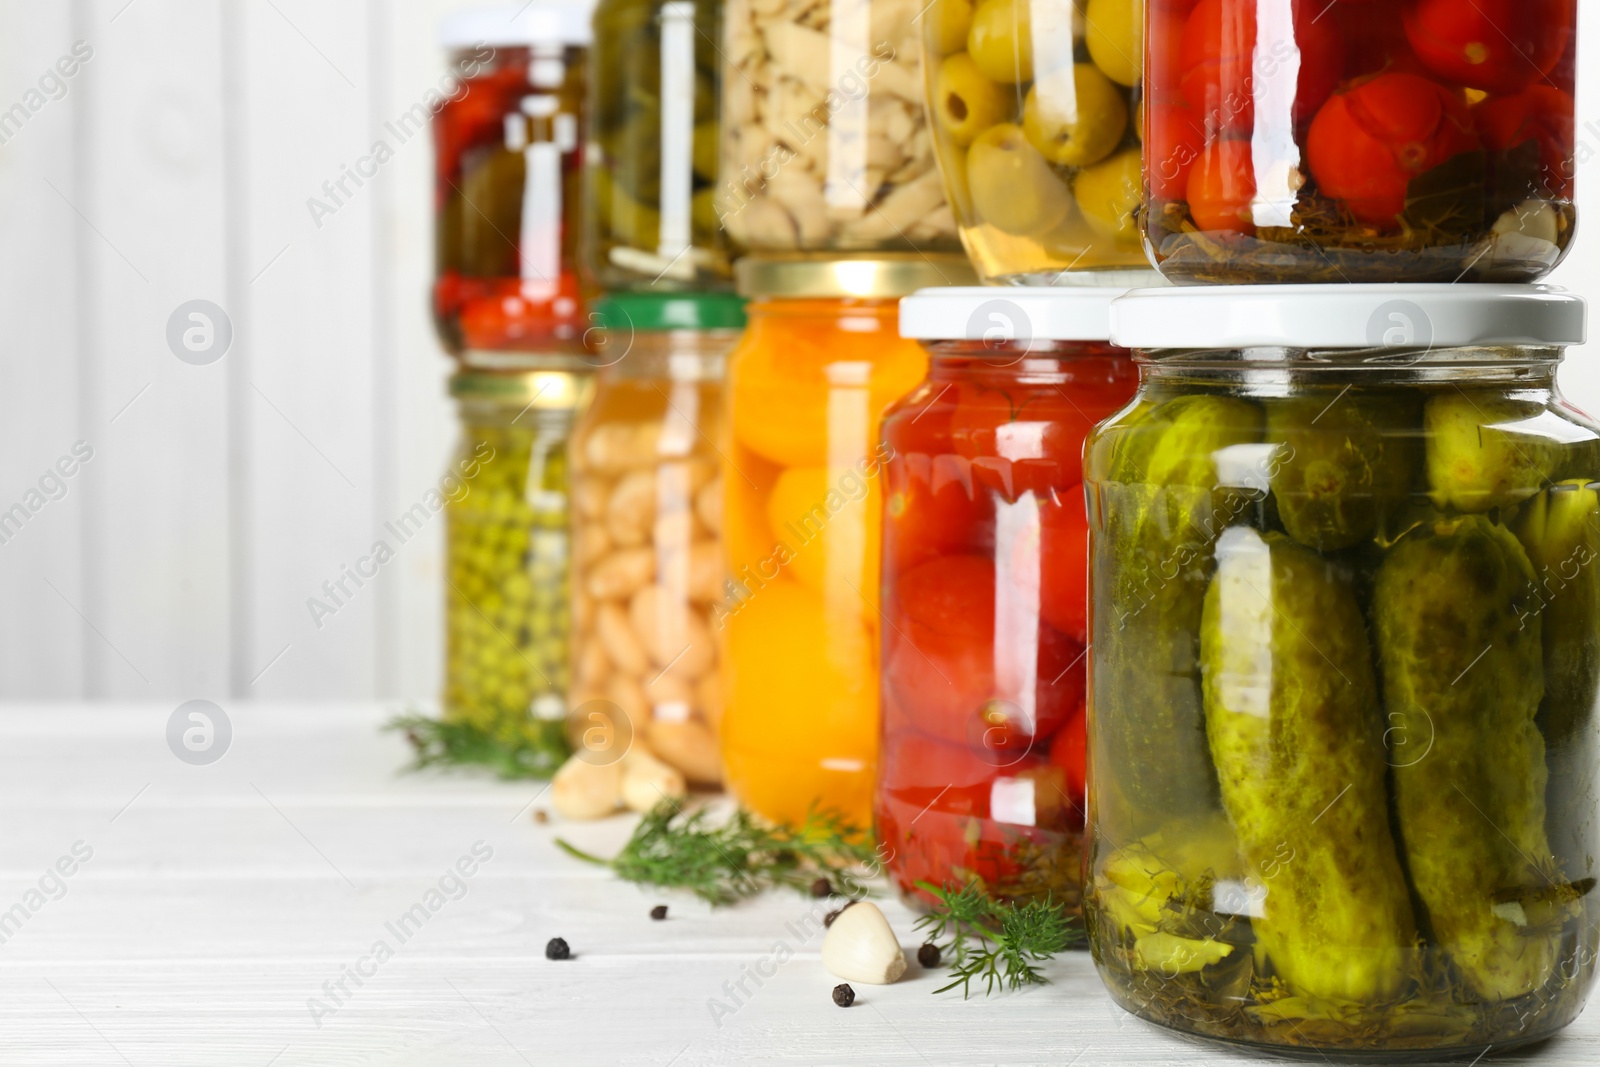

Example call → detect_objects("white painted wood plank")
0 3 88 697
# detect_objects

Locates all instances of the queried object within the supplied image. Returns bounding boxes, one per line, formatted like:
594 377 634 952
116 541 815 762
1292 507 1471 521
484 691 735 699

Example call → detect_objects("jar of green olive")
1085 285 1597 1057
443 365 595 775
584 0 731 290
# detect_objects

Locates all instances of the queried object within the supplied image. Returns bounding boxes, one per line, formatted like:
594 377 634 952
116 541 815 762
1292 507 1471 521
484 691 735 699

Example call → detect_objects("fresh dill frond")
913 881 1081 998
556 800 876 906
387 711 568 780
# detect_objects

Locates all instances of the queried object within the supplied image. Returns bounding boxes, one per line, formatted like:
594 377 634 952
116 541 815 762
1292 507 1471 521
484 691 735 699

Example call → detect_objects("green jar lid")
593 293 747 332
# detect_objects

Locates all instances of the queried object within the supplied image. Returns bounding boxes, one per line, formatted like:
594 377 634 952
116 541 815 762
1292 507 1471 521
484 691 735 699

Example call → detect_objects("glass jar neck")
1138 345 1564 390
597 330 734 381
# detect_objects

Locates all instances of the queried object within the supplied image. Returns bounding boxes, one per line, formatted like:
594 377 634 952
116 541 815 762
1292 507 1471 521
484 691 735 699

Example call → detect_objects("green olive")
934 52 1008 147
928 0 975 55
1085 0 1142 88
693 120 719 181
967 0 1033 84
967 123 1072 234
691 187 720 234
1073 145 1143 243
1022 63 1128 167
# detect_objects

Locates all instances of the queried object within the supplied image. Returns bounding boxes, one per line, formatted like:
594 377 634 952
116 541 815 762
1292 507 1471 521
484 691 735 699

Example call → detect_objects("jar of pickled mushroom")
717 0 963 256
584 0 731 291
568 294 745 786
435 2 596 361
719 256 973 828
1085 285 1597 1056
921 0 1163 285
877 288 1138 911
1143 0 1577 283
443 365 594 775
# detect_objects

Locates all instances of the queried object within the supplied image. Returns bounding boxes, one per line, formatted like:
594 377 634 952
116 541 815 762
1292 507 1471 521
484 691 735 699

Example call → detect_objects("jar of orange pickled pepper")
718 255 974 828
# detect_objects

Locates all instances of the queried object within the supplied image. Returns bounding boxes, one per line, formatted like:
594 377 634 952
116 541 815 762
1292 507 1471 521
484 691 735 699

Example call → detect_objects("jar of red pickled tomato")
435 2 598 362
1143 0 1577 282
875 288 1138 910
718 255 973 830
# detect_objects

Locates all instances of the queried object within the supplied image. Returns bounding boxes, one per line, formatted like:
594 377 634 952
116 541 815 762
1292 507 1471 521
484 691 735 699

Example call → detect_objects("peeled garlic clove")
550 754 623 820
620 745 687 814
821 901 907 985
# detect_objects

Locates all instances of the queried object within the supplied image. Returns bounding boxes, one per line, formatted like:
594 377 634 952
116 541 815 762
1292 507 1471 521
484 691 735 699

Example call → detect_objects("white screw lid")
899 286 1126 344
440 1 597 48
1108 284 1586 351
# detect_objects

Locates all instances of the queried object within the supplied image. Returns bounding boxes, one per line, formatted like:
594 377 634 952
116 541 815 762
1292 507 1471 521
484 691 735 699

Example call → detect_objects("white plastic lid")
1109 284 1586 351
899 286 1125 344
440 1 596 48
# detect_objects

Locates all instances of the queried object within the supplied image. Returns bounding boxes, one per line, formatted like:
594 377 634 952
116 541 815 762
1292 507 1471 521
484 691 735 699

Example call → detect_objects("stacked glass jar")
877 288 1138 913
430 2 600 775
1083 285 1598 1056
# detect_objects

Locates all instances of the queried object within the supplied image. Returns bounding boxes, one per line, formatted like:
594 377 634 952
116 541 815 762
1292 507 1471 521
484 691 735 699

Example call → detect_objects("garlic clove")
550 754 624 820
620 745 687 813
820 901 907 985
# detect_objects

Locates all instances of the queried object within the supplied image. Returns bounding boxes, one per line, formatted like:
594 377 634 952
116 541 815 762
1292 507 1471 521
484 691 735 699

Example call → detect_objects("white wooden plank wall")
1 1 1598 701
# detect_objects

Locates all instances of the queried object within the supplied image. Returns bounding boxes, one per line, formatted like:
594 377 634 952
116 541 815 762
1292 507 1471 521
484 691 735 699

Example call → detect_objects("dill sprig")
913 881 1080 997
387 712 569 780
556 801 876 906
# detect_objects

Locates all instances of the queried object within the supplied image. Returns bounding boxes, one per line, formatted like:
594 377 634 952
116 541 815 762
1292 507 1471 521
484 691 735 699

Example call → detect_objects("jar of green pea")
443 365 595 775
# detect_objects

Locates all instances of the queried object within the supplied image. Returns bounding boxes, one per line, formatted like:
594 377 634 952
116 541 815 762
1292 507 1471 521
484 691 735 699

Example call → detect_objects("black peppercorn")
832 983 855 1007
545 937 570 960
532 809 548 824
918 942 941 968
650 905 668 920
810 877 832 898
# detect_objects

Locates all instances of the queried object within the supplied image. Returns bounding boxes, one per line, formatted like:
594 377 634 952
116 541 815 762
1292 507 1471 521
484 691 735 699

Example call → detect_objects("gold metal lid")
735 254 978 300
449 366 594 410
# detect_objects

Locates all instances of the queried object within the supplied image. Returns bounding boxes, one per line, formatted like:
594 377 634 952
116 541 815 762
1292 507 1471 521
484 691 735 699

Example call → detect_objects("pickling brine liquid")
1085 361 1600 1056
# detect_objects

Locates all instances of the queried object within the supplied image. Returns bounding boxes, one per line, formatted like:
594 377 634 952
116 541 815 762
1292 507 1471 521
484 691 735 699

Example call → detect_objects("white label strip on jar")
657 1 696 270
824 0 870 215
519 94 569 299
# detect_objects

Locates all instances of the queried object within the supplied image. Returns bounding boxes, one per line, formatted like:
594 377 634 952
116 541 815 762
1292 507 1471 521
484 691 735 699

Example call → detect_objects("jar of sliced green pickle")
442 366 595 776
1085 285 1597 1057
584 0 731 290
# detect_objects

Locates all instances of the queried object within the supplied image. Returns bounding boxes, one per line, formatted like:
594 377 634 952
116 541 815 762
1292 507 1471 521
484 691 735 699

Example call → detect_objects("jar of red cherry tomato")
435 2 597 362
1144 0 1577 282
875 288 1138 910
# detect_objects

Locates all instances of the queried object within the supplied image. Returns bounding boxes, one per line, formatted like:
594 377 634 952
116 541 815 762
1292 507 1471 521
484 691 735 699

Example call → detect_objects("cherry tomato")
879 729 1007 819
1147 103 1207 201
435 75 514 188
949 384 1096 499
1038 486 1090 642
1179 0 1345 135
1145 6 1192 106
1475 85 1576 199
1186 138 1256 234
883 452 991 575
451 271 586 350
1306 72 1481 227
1337 2 1423 79
1403 0 1573 95
1048 696 1088 807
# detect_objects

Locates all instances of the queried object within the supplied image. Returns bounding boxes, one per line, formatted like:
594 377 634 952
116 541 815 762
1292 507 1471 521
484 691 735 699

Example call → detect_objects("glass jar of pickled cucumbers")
568 294 745 786
717 0 963 256
720 257 972 828
877 288 1137 911
584 0 732 291
1143 0 1577 283
435 2 597 361
922 0 1161 285
443 365 594 775
1085 285 1597 1057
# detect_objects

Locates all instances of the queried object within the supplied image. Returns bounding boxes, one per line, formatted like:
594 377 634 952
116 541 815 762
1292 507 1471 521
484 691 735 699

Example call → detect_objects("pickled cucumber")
1425 392 1563 513
1374 516 1567 1000
1202 527 1416 1002
1266 391 1421 551
1092 395 1264 841
1514 481 1600 879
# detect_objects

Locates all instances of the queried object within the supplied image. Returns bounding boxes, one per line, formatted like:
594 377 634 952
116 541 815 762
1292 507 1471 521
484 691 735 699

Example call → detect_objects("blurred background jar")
585 0 733 291
568 294 745 788
441 366 594 776
1085 285 1596 1055
717 0 963 257
434 1 597 362
877 288 1137 912
719 257 972 828
921 0 1160 285
1143 0 1577 283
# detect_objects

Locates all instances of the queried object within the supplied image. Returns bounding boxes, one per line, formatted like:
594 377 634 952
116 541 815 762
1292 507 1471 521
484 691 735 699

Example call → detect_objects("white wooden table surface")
2 704 1595 1067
